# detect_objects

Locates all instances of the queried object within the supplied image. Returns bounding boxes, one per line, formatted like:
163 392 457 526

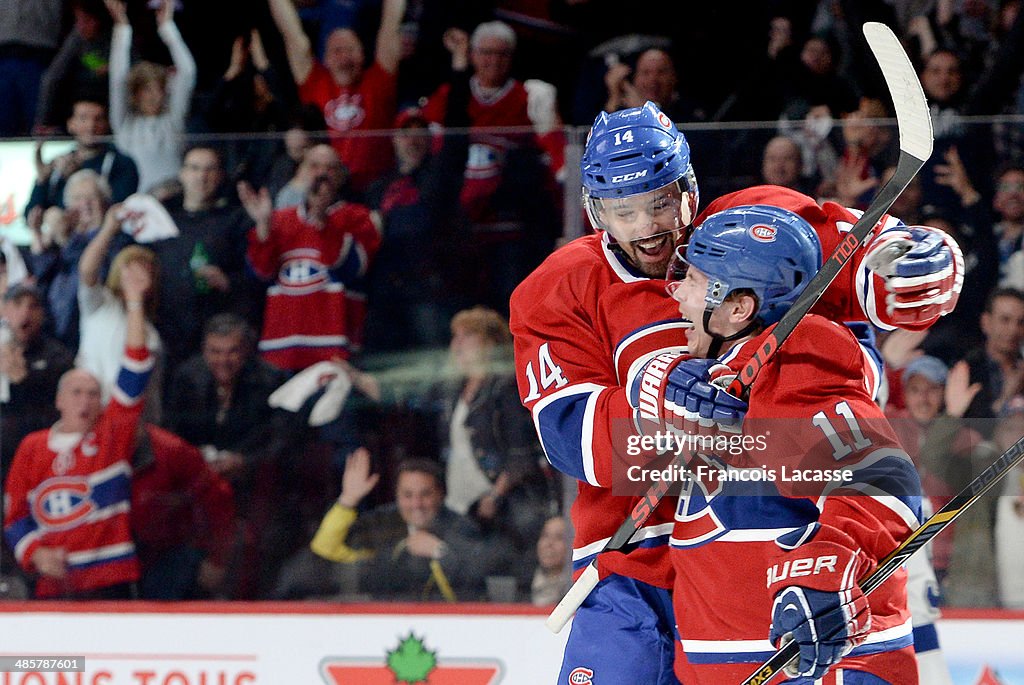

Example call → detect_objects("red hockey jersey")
299 61 396 192
702 185 964 332
510 232 690 584
247 202 380 371
3 346 153 598
510 186 920 583
667 316 920 684
422 79 536 224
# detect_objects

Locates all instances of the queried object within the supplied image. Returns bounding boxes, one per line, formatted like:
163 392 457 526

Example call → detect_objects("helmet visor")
665 243 690 297
584 179 691 245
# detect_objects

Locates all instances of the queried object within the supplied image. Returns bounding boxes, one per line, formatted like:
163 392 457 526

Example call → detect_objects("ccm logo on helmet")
749 224 777 242
611 170 648 183
568 667 594 684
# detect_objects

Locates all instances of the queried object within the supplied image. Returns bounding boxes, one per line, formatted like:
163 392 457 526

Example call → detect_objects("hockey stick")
740 432 1024 685
545 22 932 634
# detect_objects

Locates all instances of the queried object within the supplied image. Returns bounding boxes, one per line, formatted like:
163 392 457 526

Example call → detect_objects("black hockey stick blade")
740 432 1024 685
546 21 931 635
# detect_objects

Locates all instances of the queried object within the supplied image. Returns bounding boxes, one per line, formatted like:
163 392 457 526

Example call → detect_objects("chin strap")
703 308 759 359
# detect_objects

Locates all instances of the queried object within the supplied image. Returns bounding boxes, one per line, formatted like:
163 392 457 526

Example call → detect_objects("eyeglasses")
998 181 1024 193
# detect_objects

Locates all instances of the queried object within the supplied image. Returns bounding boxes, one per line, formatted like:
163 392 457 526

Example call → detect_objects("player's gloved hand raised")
627 353 746 437
767 523 873 679
864 225 962 327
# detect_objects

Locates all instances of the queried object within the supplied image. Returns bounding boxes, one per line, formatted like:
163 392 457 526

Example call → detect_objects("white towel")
268 361 352 426
118 193 180 243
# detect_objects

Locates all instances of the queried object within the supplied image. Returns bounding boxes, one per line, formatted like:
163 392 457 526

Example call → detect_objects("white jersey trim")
680 618 912 654
530 383 606 487
600 233 645 284
671 526 799 545
66 541 136 567
572 522 674 561
614 320 692 383
258 333 351 350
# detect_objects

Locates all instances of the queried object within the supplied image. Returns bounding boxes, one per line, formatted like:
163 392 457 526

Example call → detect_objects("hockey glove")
767 523 873 679
864 225 962 327
627 354 746 437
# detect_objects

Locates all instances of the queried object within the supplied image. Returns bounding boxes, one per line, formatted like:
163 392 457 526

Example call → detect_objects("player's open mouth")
632 233 670 256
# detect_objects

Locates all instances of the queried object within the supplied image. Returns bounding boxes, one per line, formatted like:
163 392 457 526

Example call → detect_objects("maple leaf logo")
320 632 502 684
387 634 437 683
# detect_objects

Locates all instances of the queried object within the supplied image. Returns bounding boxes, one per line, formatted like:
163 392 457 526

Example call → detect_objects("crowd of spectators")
1 0 1024 606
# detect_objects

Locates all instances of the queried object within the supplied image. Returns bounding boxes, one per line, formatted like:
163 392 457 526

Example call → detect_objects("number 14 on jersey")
523 343 569 401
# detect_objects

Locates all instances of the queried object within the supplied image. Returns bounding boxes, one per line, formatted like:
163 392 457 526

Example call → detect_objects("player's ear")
726 291 759 325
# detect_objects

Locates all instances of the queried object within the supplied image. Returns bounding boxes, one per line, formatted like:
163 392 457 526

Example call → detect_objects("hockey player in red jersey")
510 102 960 683
511 102 696 683
632 205 922 684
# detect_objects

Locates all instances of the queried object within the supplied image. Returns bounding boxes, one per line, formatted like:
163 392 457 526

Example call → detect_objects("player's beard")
623 227 682 278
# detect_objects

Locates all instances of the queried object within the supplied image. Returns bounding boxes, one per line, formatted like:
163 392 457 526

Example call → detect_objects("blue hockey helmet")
581 101 699 235
668 204 822 325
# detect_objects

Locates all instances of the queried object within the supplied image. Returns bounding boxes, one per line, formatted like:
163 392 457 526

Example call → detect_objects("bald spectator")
274 143 349 209
760 135 812 194
3 262 153 599
268 0 405 194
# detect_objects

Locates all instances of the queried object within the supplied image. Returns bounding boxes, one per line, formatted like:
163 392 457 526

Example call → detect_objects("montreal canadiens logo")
324 94 365 132
657 112 672 129
32 479 95 530
749 223 777 242
568 667 594 684
465 143 503 179
280 257 328 289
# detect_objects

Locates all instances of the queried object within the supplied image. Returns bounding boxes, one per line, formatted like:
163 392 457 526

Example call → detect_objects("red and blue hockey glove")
767 523 873 679
627 353 746 437
864 225 962 327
